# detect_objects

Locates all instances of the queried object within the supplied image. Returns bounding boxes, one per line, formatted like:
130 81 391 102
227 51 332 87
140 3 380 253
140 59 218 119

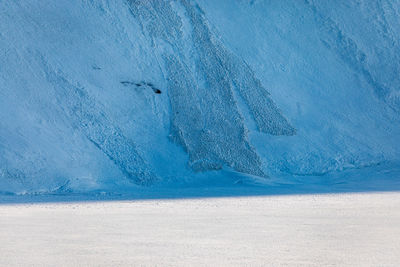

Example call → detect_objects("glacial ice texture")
0 0 399 193
129 0 295 177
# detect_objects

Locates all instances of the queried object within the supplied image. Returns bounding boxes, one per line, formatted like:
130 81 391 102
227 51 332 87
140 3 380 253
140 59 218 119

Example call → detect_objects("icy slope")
197 0 400 175
0 0 399 194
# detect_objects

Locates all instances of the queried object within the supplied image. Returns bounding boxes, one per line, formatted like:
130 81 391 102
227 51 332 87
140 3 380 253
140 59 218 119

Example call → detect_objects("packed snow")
1 192 400 266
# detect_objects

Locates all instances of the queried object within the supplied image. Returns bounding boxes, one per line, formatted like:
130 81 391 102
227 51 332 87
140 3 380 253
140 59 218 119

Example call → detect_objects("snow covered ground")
1 162 399 266
1 192 400 266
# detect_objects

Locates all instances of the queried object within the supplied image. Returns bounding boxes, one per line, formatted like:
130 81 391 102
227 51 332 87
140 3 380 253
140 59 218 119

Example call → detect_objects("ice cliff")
0 0 399 194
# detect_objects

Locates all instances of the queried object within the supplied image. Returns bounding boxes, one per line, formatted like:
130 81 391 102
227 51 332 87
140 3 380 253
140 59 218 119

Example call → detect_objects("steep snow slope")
0 0 399 194
197 0 400 175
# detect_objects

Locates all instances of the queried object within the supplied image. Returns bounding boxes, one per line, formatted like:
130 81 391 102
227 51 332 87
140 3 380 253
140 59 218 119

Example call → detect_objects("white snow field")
1 164 399 266
1 192 400 267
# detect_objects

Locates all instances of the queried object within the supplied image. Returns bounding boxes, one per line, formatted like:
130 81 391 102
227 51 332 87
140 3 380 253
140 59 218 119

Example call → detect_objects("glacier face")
0 0 399 194
129 0 295 178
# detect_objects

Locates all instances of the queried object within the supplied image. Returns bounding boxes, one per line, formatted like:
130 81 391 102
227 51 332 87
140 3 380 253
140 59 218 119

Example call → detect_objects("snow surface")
1 192 400 266
0 0 400 193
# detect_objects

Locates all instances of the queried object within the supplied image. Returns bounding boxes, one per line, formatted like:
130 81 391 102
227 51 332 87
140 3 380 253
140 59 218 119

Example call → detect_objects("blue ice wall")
0 0 399 193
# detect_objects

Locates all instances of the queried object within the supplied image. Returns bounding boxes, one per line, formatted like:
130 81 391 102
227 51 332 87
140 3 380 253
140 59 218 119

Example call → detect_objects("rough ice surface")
304 0 400 113
197 0 400 176
43 63 158 185
129 0 294 177
0 0 399 193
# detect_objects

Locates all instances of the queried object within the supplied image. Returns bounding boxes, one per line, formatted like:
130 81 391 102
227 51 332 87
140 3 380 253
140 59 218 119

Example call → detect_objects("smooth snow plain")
1 192 400 267
1 163 400 266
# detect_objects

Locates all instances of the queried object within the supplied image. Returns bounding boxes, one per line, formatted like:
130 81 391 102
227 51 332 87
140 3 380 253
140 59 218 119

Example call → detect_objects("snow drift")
0 0 399 194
